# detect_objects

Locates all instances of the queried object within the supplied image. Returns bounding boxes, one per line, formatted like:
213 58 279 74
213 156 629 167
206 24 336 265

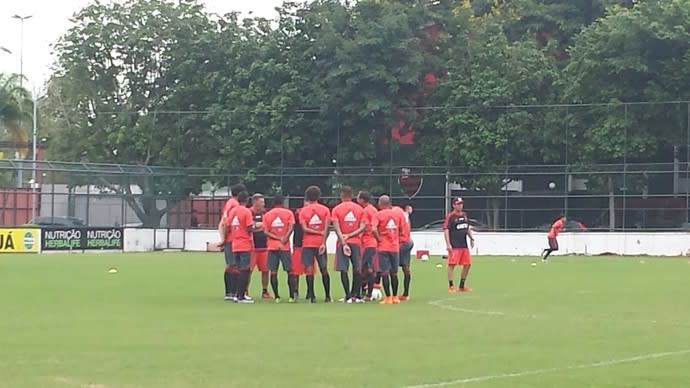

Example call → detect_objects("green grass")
1 253 690 388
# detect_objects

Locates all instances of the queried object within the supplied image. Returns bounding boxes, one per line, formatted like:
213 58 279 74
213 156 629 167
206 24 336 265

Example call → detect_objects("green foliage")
41 0 690 225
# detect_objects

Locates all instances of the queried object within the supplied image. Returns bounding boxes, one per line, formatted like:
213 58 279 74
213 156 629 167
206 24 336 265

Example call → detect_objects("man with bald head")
371 195 405 305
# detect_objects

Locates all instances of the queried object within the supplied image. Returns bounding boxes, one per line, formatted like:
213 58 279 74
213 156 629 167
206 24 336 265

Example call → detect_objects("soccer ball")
371 288 383 301
420 254 429 261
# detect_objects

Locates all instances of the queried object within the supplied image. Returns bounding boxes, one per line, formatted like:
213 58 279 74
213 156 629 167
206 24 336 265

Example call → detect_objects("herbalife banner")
42 228 124 251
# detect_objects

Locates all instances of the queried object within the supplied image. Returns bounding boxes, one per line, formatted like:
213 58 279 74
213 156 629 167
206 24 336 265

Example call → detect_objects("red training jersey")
299 203 331 248
395 206 411 243
548 218 565 238
372 208 405 252
221 197 240 241
226 205 254 252
360 204 378 249
331 200 364 245
263 207 295 251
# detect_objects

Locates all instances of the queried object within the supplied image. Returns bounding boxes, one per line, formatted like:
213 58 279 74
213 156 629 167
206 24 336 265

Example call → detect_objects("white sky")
0 0 284 92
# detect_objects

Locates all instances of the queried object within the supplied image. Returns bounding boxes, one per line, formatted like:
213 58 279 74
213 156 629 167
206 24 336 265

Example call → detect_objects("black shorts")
548 237 559 250
399 240 414 267
335 244 362 272
378 251 399 274
361 247 377 272
301 247 328 271
233 252 251 270
268 250 292 272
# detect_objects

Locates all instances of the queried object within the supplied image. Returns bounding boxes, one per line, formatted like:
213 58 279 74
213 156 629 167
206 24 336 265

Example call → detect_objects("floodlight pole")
12 14 32 188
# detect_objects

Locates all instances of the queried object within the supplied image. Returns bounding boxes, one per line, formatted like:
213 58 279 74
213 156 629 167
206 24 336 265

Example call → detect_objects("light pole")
11 14 32 189
11 14 32 89
30 86 38 221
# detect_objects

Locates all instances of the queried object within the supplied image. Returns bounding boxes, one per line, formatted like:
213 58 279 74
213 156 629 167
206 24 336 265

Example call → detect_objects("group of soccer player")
217 184 420 304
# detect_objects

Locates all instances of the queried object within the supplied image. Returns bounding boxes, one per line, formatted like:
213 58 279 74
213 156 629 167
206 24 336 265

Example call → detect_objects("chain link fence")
2 102 690 230
1 160 689 231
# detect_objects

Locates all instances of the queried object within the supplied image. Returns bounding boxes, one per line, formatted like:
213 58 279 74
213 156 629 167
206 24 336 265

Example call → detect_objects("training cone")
108 268 118 274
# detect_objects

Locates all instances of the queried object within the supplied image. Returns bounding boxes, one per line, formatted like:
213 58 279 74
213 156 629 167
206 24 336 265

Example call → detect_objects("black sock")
375 272 382 284
322 272 331 298
262 288 268 294
306 275 315 299
294 275 300 295
367 272 375 298
351 271 361 299
460 278 466 288
340 271 350 299
449 280 454 287
382 274 391 297
403 270 411 297
543 249 553 260
238 270 250 299
270 274 279 299
230 271 240 296
224 271 232 295
391 273 399 296
287 274 295 299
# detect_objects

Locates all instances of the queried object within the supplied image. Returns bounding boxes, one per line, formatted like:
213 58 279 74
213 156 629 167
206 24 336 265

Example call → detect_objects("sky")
0 0 284 93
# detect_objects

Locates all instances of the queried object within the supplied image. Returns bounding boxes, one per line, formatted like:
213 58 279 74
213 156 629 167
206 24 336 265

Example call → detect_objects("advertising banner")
0 228 40 253
42 228 123 251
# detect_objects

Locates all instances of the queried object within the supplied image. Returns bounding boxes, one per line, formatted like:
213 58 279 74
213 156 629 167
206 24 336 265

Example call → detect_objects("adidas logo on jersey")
271 218 285 228
344 211 357 223
309 214 323 226
231 216 240 226
386 219 397 230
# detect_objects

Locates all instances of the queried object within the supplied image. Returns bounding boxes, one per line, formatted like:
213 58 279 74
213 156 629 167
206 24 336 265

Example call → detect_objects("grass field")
1 253 690 388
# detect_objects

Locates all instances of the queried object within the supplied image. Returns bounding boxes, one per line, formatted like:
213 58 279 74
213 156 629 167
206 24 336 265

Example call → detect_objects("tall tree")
45 0 217 226
564 0 690 228
418 16 559 229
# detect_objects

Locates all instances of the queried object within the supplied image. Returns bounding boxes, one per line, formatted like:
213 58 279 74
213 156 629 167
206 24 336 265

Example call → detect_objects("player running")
541 215 565 262
357 191 379 301
372 195 405 305
299 186 332 303
217 183 246 301
263 194 296 303
225 191 255 303
331 186 366 303
396 204 414 301
249 193 272 299
444 197 475 292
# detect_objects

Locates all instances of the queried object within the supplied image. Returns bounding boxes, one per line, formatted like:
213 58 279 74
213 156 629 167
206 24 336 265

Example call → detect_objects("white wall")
121 229 690 256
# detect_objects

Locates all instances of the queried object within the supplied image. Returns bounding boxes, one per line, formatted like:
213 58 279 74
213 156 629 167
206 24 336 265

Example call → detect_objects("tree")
0 73 34 187
418 16 559 229
563 0 690 229
45 0 218 226
0 74 32 160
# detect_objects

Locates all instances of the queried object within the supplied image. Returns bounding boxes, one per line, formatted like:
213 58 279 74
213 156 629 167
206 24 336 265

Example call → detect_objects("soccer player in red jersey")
542 215 566 262
372 195 405 305
357 191 379 300
249 193 272 299
263 194 296 303
444 197 475 292
299 186 332 303
396 204 414 301
331 186 366 303
217 183 246 301
225 191 256 303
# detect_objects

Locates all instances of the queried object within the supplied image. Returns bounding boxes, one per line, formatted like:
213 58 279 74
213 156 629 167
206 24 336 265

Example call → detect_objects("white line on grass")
404 349 690 388
429 298 690 328
428 298 538 319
